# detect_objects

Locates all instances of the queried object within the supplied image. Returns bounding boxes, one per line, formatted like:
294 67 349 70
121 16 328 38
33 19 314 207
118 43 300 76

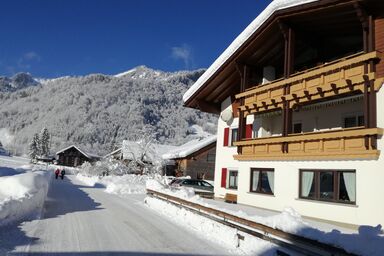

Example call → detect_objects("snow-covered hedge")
0 169 52 226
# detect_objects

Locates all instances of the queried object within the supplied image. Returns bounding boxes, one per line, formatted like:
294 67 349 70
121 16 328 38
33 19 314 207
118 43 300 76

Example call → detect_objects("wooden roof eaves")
172 141 217 160
184 0 362 109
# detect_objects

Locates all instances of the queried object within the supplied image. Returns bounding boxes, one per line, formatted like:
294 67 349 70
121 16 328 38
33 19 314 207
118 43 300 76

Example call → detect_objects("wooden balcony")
233 127 383 161
236 51 383 115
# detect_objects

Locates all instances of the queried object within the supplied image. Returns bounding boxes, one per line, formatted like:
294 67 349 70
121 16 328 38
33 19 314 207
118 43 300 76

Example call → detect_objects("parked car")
170 178 214 193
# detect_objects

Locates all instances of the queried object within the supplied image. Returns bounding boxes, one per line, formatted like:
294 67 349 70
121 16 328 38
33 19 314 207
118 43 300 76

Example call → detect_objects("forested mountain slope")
0 66 217 155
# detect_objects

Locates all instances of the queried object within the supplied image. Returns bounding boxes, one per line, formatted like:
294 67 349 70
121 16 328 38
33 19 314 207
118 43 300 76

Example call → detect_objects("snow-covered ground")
76 173 149 195
0 156 53 226
3 174 229 255
2 155 382 255
146 180 384 256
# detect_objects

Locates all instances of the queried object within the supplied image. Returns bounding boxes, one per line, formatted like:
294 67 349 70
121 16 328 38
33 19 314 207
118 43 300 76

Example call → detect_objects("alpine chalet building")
183 0 384 226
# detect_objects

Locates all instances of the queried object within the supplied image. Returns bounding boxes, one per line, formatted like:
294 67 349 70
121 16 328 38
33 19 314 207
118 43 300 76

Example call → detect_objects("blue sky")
0 0 272 78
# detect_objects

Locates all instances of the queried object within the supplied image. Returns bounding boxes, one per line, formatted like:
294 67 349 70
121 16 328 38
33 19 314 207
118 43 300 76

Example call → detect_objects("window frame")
230 128 239 146
299 169 356 205
249 168 274 195
228 170 238 189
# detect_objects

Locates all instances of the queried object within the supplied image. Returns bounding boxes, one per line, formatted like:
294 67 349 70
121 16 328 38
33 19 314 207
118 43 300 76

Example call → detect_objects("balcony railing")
233 127 383 161
236 51 383 115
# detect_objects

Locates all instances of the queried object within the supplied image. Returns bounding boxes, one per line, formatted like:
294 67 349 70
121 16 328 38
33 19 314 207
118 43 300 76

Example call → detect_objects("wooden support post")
279 21 295 78
287 27 295 77
237 64 250 145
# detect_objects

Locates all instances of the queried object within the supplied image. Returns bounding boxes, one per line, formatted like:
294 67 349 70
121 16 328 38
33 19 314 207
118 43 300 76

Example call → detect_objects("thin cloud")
171 44 194 69
23 51 41 62
16 51 42 71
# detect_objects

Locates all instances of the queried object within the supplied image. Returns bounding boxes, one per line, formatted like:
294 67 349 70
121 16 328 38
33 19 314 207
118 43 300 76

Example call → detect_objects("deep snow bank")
0 168 52 225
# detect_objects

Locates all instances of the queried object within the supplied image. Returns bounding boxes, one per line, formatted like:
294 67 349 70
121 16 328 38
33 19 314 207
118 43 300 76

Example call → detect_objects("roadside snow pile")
0 169 52 226
76 174 99 187
146 183 384 256
145 193 281 255
147 179 198 200
76 174 149 196
103 175 148 195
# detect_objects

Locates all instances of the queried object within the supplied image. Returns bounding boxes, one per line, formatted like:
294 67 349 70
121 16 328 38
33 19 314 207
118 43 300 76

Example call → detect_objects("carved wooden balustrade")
234 127 383 160
236 51 383 115
233 51 383 161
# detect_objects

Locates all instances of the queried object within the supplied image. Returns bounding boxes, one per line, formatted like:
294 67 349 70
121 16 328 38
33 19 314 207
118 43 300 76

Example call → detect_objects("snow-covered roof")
56 145 99 159
162 135 216 160
122 140 176 162
183 0 319 103
104 148 122 158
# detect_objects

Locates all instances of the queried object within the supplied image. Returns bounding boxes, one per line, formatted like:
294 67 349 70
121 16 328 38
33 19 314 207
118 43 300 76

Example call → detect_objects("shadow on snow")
0 175 103 254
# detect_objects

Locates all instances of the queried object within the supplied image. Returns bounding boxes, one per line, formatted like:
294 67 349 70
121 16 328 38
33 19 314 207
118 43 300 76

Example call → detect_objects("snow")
0 166 52 226
4 174 227 255
114 67 137 78
162 135 216 159
146 181 384 256
183 0 319 103
122 140 175 162
76 173 149 196
145 196 279 255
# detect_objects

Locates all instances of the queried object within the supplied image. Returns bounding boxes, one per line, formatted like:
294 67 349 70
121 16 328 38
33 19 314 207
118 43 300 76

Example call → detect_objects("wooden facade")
56 146 98 167
174 144 216 180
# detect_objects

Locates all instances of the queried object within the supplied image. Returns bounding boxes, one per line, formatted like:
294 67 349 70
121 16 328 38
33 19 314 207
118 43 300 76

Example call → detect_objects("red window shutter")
245 124 253 139
223 128 229 146
221 168 227 188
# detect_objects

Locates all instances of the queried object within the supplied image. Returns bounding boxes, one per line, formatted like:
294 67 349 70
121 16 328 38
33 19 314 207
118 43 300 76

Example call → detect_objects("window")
299 169 356 204
231 128 238 146
250 168 274 194
228 170 238 189
343 114 364 128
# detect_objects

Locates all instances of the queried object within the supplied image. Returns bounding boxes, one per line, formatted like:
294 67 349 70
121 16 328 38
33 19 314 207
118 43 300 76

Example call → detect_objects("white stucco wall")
214 92 384 226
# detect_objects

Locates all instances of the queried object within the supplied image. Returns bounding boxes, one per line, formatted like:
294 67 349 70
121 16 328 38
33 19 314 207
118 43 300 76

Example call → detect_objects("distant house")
162 136 216 180
36 155 55 163
104 148 123 161
121 140 175 165
104 141 176 173
56 145 100 167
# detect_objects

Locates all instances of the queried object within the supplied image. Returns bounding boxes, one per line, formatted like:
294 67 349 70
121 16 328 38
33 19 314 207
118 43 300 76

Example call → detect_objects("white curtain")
267 171 274 194
301 172 314 197
343 172 356 202
252 171 259 191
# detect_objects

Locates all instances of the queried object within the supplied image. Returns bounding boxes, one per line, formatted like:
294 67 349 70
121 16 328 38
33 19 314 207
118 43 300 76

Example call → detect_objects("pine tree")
29 133 40 160
40 127 50 156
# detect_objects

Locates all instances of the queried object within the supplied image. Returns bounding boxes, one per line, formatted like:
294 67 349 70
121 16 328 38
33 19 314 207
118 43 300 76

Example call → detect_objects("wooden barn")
56 145 100 167
162 136 216 180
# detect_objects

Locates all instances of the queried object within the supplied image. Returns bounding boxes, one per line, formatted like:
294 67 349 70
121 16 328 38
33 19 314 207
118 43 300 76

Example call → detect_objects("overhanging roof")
56 145 99 160
182 0 368 112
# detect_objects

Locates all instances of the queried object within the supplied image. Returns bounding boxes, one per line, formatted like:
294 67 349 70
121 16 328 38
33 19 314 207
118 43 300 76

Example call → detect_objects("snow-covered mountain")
0 73 40 92
0 66 217 156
